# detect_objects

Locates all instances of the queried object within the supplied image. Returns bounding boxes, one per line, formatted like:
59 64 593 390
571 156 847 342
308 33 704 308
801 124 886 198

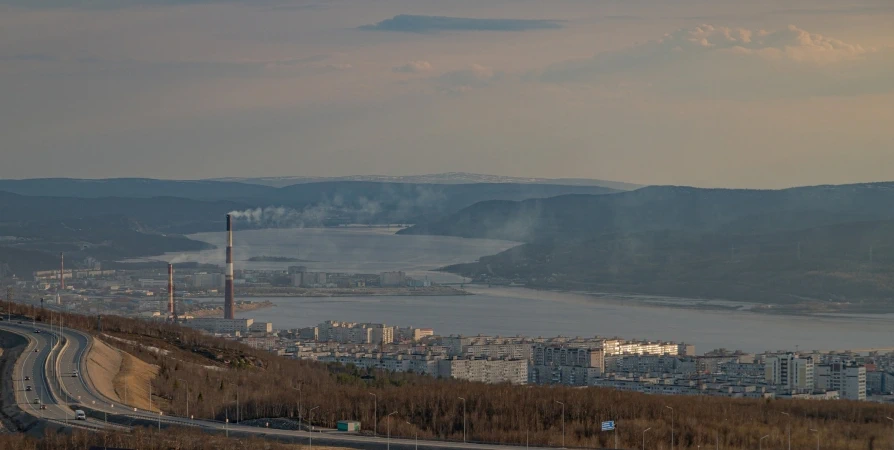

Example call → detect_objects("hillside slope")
444 220 894 310
400 183 894 241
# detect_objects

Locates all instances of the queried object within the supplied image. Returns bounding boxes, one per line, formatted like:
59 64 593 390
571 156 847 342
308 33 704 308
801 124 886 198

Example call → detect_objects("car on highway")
33 398 40 404
34 348 38 352
25 385 32 391
39 404 47 410
33 329 40 334
72 371 79 378
75 410 86 420
24 376 30 381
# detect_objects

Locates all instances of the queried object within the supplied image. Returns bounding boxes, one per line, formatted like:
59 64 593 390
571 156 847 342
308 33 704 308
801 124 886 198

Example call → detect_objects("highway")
1 319 114 431
1 318 595 450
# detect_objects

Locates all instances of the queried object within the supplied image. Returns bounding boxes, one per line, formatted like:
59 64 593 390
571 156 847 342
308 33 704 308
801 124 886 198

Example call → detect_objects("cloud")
0 0 308 8
435 64 500 94
539 24 892 97
393 60 433 74
361 15 563 33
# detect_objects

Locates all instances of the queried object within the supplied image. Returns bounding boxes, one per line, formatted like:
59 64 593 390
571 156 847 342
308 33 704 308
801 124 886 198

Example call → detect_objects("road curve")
4 319 606 450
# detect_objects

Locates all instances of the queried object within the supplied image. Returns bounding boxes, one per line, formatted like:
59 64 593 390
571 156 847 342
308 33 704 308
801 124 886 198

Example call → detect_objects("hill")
402 183 894 309
0 181 620 230
212 172 642 190
444 220 894 311
0 177 276 200
8 304 893 450
0 215 212 277
0 191 245 234
400 183 894 241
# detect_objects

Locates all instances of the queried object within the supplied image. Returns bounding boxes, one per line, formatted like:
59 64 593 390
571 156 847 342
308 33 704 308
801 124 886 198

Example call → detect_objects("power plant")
224 214 235 319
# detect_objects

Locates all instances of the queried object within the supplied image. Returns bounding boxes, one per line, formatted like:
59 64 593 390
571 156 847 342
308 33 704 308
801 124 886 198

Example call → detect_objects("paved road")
0 320 113 431
3 319 609 450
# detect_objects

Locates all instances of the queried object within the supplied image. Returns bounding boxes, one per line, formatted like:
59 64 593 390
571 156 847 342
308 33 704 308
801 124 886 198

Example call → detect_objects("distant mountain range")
0 177 620 276
209 172 642 190
0 179 620 229
400 183 894 241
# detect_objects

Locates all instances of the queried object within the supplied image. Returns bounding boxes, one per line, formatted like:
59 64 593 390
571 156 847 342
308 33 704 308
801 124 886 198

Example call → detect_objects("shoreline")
464 285 894 318
191 286 469 299
189 301 275 318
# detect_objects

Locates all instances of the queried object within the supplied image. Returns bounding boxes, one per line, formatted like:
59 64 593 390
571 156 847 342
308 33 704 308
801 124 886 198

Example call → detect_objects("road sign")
601 420 615 431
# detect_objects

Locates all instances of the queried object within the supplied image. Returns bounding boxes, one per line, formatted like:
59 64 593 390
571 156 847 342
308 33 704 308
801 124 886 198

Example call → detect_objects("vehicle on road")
33 398 40 404
72 371 79 378
75 410 86 420
34 348 38 352
24 376 30 380
17 321 22 324
25 386 32 391
34 330 40 334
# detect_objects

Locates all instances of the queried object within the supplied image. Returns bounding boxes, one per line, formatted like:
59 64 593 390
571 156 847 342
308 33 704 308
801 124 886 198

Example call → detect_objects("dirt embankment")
86 338 159 412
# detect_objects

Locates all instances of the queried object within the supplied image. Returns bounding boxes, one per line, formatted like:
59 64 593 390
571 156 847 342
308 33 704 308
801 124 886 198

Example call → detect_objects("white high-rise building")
815 363 866 401
765 353 814 393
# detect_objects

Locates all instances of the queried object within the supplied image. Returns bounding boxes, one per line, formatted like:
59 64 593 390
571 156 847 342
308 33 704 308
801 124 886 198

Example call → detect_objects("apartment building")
438 357 529 385
318 321 394 345
765 353 814 393
815 363 866 401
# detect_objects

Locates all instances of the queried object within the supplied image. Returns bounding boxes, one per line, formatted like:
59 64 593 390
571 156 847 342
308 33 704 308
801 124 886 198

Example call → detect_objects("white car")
75 410 86 420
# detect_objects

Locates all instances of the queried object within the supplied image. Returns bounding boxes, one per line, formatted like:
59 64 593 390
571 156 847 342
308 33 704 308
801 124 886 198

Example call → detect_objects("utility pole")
458 397 467 443
555 400 565 449
369 392 377 436
666 405 674 450
6 286 12 321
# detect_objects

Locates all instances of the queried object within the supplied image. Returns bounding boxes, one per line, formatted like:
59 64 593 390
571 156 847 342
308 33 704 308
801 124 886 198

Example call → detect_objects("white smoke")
228 201 384 228
228 206 321 228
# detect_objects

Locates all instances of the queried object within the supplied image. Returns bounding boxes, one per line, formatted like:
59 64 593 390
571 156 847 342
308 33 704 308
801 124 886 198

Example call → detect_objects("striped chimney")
224 214 235 319
168 263 175 318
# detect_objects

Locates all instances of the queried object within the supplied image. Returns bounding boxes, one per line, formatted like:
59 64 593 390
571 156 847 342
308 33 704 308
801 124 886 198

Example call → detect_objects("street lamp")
309 406 320 450
760 434 769 450
886 417 894 450
810 428 820 450
230 383 240 424
291 384 302 430
406 421 418 450
781 412 792 450
387 411 398 450
176 378 189 419
555 401 566 449
665 405 674 450
369 392 378 436
458 397 467 443
642 427 651 450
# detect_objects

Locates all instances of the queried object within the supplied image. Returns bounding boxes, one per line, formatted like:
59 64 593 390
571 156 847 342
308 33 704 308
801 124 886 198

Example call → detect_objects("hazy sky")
2 0 893 188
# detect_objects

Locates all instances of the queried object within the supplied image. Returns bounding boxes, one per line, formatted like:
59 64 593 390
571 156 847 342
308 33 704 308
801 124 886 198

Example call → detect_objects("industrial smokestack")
168 263 175 320
60 252 65 291
224 214 235 319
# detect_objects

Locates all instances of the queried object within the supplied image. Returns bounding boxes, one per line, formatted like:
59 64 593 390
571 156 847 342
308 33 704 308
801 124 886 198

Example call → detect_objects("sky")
1 0 893 188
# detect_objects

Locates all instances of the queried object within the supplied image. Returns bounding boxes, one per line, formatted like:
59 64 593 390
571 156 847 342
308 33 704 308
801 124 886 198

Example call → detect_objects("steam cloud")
228 198 384 228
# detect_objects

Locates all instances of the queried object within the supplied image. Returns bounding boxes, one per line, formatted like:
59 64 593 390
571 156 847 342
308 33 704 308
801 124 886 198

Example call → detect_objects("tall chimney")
224 214 235 319
168 263 175 319
60 252 65 291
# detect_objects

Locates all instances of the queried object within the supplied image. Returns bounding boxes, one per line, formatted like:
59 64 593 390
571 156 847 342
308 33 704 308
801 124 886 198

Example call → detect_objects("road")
1 318 607 450
1 319 114 431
